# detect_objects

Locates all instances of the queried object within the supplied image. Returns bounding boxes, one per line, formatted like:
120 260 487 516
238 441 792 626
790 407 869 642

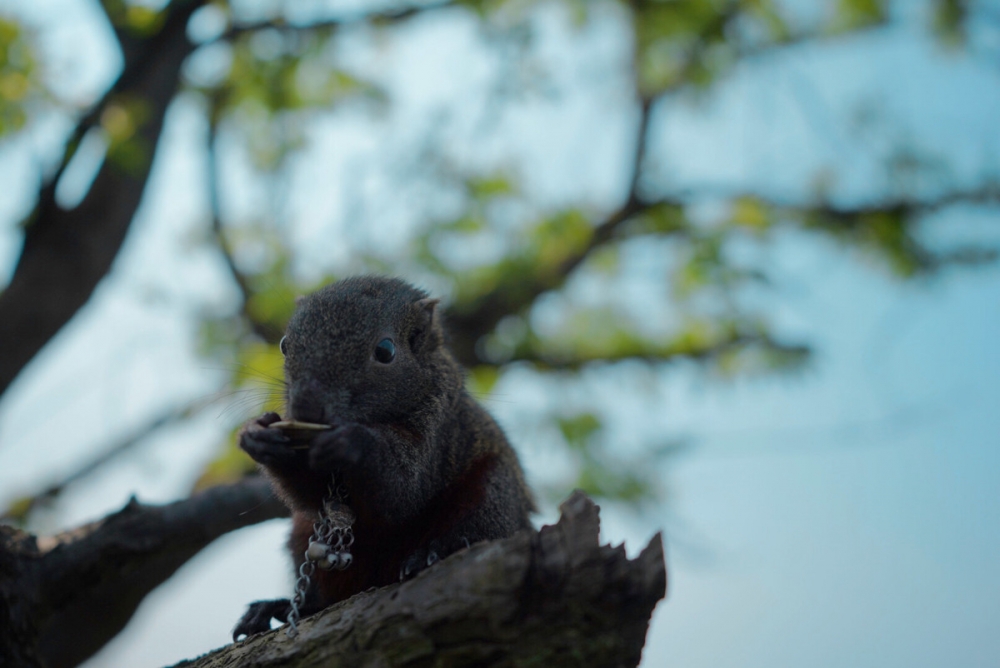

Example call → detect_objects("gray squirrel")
233 276 534 639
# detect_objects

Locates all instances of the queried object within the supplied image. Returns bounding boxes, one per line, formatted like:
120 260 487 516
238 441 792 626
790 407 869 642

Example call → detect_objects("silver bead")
317 551 338 571
335 552 353 570
306 541 330 562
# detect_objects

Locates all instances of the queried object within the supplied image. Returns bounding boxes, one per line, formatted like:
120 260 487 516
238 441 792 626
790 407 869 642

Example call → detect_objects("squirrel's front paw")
308 423 372 472
239 413 298 468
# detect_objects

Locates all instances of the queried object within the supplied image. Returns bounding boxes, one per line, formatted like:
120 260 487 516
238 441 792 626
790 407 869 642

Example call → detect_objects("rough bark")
173 491 666 668
0 477 286 668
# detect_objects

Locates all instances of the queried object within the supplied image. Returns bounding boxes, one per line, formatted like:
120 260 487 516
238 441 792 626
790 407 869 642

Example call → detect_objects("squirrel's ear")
410 297 442 353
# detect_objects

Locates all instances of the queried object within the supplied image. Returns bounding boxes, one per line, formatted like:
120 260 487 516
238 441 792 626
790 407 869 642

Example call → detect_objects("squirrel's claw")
240 415 297 467
399 540 445 581
256 412 283 428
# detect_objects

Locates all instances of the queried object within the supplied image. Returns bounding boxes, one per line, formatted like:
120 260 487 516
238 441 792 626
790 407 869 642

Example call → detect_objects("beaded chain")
285 478 355 638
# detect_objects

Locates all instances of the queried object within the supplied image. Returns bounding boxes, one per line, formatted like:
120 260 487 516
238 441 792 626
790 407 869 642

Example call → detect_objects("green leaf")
102 95 153 173
557 412 602 450
1 495 34 525
219 31 384 172
932 0 967 47
467 174 515 201
444 216 486 234
246 281 298 331
125 5 165 36
832 0 887 32
745 0 792 42
0 16 40 138
468 365 501 397
627 202 687 236
573 462 653 504
730 196 772 233
588 245 620 275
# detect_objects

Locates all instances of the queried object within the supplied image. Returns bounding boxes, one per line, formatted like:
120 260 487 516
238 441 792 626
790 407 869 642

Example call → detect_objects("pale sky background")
0 1 998 667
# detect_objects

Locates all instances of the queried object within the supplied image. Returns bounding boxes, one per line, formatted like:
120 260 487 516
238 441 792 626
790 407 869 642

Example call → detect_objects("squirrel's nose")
288 381 326 423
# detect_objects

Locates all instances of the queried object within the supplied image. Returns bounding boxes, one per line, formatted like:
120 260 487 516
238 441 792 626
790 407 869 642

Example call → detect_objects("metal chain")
286 478 355 638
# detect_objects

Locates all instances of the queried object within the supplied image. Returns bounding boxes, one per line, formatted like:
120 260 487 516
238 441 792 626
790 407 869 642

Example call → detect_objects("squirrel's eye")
279 336 288 356
374 338 396 364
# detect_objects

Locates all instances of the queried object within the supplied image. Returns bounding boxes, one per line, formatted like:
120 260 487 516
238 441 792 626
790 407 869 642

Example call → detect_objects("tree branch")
218 0 457 42
171 491 666 668
0 477 287 668
1 396 222 524
0 0 206 398
444 2 749 365
205 96 285 344
446 176 1000 367
446 95 663 367
506 331 810 372
762 185 1000 272
786 185 1000 220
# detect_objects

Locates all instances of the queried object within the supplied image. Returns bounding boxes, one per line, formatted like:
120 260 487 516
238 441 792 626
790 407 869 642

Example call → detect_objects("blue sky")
0 1 998 667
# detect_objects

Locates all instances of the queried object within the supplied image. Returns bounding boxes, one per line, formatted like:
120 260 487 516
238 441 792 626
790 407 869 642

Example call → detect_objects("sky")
0 1 998 667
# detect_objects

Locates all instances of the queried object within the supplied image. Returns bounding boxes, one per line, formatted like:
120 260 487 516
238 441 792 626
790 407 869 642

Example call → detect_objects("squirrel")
232 276 535 640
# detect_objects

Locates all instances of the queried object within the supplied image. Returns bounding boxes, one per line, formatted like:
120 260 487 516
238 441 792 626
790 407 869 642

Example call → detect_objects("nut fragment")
271 419 332 446
270 420 331 431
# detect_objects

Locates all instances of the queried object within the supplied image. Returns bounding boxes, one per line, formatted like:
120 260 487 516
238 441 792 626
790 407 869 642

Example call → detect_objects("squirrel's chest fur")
288 446 501 604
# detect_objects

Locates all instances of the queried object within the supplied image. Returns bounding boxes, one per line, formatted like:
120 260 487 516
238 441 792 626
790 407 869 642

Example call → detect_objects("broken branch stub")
176 490 667 668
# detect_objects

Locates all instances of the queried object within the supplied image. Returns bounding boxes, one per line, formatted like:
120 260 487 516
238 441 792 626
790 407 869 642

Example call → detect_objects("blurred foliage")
102 0 168 37
203 23 387 172
830 0 887 33
933 0 968 46
542 411 683 506
101 94 153 174
2 0 997 518
190 339 288 493
187 0 997 510
1 494 34 526
0 16 42 138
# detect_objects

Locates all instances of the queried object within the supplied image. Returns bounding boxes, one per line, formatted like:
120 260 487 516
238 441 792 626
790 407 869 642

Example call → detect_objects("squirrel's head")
280 276 456 426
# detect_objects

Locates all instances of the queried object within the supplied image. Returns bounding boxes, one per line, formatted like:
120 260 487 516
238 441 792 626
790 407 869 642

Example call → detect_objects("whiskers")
468 389 514 406
200 362 288 425
216 387 286 423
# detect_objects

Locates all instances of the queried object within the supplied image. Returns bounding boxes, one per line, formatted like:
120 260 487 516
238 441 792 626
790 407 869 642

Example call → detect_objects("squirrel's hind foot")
232 598 291 641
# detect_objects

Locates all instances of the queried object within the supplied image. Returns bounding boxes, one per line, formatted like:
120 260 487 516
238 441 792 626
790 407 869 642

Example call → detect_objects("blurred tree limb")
0 0 460 398
0 477 285 668
0 0 202 397
206 94 285 344
442 178 1000 371
1 396 222 525
220 0 458 41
